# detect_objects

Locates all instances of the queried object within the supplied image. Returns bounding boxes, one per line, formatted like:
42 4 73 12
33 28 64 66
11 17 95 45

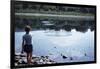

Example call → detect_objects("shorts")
24 44 33 53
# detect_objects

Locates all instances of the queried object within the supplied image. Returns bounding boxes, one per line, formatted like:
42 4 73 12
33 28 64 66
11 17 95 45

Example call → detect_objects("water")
15 29 94 63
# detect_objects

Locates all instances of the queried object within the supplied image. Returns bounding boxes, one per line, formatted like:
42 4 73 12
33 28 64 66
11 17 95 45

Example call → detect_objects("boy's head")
25 25 31 33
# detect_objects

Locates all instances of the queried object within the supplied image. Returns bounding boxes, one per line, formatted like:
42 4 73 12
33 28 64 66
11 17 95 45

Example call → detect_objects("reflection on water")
15 18 95 33
15 29 94 62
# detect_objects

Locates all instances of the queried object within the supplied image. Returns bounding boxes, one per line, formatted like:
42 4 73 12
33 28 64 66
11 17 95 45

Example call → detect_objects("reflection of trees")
63 25 72 32
75 26 88 33
15 17 95 33
90 25 95 31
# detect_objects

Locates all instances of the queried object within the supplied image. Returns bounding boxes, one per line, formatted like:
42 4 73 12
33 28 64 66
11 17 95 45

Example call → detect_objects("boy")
21 25 33 64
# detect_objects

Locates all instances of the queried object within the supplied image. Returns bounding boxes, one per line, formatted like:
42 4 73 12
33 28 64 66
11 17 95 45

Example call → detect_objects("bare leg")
27 53 30 64
29 52 32 64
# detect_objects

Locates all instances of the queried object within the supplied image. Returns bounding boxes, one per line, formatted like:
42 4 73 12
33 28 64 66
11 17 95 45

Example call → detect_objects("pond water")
15 29 94 63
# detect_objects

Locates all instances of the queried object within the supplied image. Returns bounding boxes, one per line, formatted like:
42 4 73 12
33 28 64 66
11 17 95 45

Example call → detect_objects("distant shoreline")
15 13 94 20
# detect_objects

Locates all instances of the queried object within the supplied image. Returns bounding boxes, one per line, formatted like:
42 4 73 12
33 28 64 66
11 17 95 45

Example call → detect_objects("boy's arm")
21 37 24 53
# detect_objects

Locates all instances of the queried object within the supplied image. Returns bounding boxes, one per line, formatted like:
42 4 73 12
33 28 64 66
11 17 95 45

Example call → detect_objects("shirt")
23 34 32 45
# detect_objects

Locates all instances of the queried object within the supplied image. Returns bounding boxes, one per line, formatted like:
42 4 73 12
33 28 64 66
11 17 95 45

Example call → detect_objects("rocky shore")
15 53 56 66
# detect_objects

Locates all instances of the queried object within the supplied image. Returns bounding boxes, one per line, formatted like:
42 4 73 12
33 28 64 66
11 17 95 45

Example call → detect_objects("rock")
70 57 73 60
15 53 21 56
46 62 52 64
22 57 27 63
22 60 27 64
32 54 37 57
41 56 45 58
15 54 56 65
40 59 43 63
20 54 26 57
15 59 19 62
45 56 49 59
33 62 38 64
61 54 68 59
15 63 18 66
15 56 21 59
18 59 22 64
